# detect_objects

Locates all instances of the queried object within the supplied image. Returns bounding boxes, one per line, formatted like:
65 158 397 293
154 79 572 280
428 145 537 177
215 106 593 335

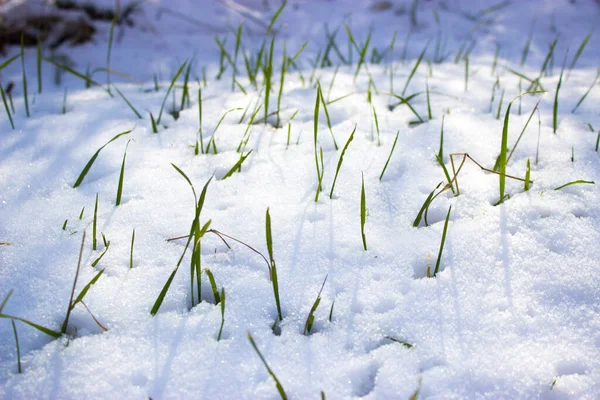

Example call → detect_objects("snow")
1 0 600 398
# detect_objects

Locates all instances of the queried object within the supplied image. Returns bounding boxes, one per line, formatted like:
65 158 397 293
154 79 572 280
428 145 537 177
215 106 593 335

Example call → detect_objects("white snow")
1 0 599 398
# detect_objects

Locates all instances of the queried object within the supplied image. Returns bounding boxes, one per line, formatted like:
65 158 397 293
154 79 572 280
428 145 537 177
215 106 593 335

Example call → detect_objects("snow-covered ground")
1 1 599 398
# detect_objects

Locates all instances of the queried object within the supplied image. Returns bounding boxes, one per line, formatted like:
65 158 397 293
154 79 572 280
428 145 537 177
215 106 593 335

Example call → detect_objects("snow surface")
1 0 600 398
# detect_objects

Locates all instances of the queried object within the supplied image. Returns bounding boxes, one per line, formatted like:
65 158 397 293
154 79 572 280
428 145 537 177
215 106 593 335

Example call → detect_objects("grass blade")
266 0 287 35
304 275 327 335
524 159 531 191
221 150 253 180
567 29 593 78
380 130 400 181
0 83 14 129
113 85 142 119
217 288 225 341
11 320 21 373
20 34 29 117
413 182 443 227
361 173 367 251
130 228 135 269
554 180 594 191
572 68 599 113
266 208 282 321
330 125 356 197
73 129 133 188
402 42 428 96
115 139 132 206
248 333 288 400
433 205 451 277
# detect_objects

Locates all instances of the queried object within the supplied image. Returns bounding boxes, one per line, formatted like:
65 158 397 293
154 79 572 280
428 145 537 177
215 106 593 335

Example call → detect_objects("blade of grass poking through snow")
496 89 504 120
106 18 116 94
554 180 595 191
432 205 451 277
436 115 455 193
318 82 338 149
313 87 324 202
361 173 367 251
572 68 599 113
524 159 531 191
20 35 29 117
372 105 381 146
380 130 399 181
275 42 287 128
197 87 203 153
61 231 86 333
91 240 110 267
567 28 593 79
353 28 373 82
217 288 225 341
247 333 288 400
0 83 14 129
70 269 105 310
0 291 61 338
237 105 262 153
0 54 20 72
263 38 275 125
304 275 327 335
92 194 98 250
113 85 142 119
413 182 443 227
11 320 21 373
221 150 253 180
330 125 356 197
73 128 133 188
205 269 221 304
506 99 541 165
149 112 157 133
498 91 545 204
130 229 135 269
402 42 428 96
43 57 105 93
426 80 432 120
115 139 132 206
553 53 567 134
266 208 282 321
156 60 187 125
266 0 287 35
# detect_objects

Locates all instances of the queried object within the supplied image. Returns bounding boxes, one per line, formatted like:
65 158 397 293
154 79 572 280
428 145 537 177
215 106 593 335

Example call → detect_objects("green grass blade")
380 130 400 181
318 83 338 149
524 159 531 191
433 205 451 277
553 55 566 134
0 54 20 72
171 163 198 204
71 269 105 309
330 125 356 197
36 35 42 94
402 42 428 96
221 150 253 180
73 129 133 188
205 269 221 304
304 275 327 335
93 194 98 250
11 320 21 373
0 314 61 338
43 57 103 91
554 180 595 191
361 173 367 251
150 112 158 133
247 333 288 400
106 18 116 93
130 228 135 269
413 182 443 227
113 85 142 119
266 208 283 320
568 29 593 78
150 268 178 316
91 241 110 267
572 68 599 113
217 288 225 341
115 140 132 206
267 0 287 34
0 83 14 129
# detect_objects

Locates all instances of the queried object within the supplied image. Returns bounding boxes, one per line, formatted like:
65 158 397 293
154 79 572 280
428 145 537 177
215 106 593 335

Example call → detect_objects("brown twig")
80 301 107 332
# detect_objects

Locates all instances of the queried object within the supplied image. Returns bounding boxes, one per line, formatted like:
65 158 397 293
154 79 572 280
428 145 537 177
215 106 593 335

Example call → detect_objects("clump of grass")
304 275 328 335
73 128 133 188
498 91 544 204
156 61 187 125
150 170 212 315
266 208 283 322
554 180 595 191
360 173 367 251
247 332 288 400
380 130 399 181
432 205 451 277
